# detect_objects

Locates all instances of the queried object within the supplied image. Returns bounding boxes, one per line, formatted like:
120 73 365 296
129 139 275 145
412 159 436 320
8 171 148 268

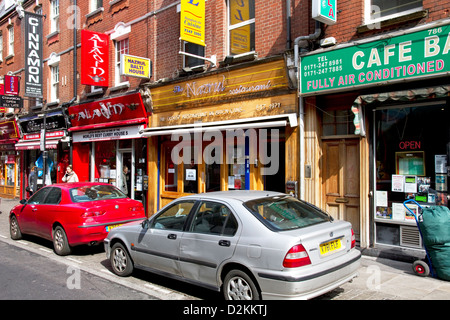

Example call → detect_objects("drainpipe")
294 21 321 201
70 0 77 165
286 0 291 50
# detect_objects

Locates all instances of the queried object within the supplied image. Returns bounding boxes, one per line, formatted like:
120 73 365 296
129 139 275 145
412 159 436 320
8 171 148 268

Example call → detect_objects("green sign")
300 23 450 95
312 0 336 25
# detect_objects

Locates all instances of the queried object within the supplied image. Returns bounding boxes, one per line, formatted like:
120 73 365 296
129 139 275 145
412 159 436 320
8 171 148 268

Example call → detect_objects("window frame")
50 64 60 103
227 0 256 56
7 26 13 56
364 0 423 25
114 38 129 86
50 0 60 33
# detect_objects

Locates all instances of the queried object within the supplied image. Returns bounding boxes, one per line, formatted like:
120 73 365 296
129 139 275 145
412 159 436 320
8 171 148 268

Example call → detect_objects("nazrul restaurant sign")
300 22 450 95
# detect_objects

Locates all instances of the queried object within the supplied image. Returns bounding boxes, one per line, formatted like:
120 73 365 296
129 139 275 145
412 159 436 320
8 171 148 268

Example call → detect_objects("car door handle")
32 208 38 212
167 233 177 240
218 240 230 247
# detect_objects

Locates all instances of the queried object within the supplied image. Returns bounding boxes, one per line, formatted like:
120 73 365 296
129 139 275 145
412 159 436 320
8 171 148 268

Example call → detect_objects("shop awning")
140 113 298 137
357 85 450 104
15 139 60 150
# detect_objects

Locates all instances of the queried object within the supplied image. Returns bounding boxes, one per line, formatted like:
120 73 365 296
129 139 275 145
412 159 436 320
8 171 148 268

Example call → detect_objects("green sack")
418 206 450 246
428 243 450 281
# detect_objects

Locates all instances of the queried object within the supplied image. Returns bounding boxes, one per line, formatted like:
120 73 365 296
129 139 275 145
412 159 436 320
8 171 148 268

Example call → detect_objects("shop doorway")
118 150 133 199
322 138 361 241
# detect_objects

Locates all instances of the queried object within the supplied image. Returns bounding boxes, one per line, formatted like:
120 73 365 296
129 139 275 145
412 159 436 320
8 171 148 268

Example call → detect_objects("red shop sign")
68 92 148 129
81 30 109 87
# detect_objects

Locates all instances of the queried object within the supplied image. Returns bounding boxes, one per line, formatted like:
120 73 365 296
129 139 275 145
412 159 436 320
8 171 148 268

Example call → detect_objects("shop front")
16 111 70 199
0 119 20 198
68 91 149 209
299 19 450 253
142 57 299 213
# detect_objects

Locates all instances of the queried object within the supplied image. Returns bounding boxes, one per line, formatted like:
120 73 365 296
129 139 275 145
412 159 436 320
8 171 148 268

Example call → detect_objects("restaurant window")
374 101 450 225
228 0 255 56
366 0 423 24
94 140 116 184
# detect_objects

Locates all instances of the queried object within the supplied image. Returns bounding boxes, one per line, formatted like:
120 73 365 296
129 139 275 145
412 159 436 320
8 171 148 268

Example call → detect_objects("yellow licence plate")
105 224 122 232
320 238 342 255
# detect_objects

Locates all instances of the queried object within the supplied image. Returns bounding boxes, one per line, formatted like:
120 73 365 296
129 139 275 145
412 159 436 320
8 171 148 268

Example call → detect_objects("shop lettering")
77 102 124 121
185 75 227 98
399 141 421 150
25 15 43 95
87 33 107 81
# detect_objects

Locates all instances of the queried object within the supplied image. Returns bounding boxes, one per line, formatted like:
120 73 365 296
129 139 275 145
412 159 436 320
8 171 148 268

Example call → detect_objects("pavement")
1 197 449 300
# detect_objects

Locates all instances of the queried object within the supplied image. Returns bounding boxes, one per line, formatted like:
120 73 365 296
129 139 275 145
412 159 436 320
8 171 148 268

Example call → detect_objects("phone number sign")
300 23 450 95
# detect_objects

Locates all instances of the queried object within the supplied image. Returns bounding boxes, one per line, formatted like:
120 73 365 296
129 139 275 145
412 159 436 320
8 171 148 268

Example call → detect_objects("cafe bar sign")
300 23 450 95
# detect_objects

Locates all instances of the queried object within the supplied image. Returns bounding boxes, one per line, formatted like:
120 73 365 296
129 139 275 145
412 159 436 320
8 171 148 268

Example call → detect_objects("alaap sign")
300 23 450 95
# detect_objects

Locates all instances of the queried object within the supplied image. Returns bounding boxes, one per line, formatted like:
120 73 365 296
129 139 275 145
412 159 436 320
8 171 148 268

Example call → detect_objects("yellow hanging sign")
180 0 205 46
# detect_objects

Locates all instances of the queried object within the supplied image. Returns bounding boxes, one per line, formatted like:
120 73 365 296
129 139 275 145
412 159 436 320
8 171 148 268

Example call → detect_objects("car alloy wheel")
10 215 22 240
111 243 133 276
53 226 71 256
223 270 260 300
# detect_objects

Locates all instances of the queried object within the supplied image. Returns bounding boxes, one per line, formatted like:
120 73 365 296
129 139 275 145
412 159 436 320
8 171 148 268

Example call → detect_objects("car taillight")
351 229 356 249
81 210 106 218
283 244 311 268
129 205 143 212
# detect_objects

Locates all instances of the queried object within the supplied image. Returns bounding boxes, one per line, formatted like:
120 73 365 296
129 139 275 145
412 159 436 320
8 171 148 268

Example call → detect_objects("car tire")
10 215 22 240
223 269 260 300
111 242 134 277
53 226 71 256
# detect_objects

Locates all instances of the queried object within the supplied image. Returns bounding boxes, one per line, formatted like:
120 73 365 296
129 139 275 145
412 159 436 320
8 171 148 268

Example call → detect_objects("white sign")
72 125 143 143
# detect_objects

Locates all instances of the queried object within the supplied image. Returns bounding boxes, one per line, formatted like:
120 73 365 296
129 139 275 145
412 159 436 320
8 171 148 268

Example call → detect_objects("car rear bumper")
255 249 361 300
69 218 144 246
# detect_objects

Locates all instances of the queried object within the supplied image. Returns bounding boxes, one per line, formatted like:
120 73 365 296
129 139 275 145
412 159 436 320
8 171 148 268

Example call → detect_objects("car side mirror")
141 219 150 229
20 199 27 205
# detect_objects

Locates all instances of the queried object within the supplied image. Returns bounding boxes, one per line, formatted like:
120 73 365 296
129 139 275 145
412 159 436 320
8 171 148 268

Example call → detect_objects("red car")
9 182 146 256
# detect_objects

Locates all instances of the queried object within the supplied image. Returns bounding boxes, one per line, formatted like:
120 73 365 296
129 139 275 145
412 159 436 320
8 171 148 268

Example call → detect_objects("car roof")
182 190 286 202
43 182 114 189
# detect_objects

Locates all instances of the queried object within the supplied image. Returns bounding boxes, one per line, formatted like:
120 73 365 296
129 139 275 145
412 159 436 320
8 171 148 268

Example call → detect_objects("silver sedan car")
104 191 361 300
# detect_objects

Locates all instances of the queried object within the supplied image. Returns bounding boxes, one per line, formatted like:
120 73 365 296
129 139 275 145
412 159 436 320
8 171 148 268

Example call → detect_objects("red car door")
34 187 62 239
20 187 51 235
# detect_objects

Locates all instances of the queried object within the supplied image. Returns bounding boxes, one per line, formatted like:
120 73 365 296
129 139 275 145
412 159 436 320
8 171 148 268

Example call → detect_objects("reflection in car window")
190 201 238 236
244 196 331 231
152 201 195 231
28 187 51 204
43 187 62 204
70 185 126 202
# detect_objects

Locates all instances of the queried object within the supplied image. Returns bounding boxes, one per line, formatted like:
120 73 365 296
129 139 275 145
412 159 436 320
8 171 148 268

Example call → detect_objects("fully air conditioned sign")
300 23 450 95
24 12 43 98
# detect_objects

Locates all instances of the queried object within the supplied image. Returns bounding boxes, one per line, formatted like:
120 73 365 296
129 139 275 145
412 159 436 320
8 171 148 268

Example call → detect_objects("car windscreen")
70 185 127 203
244 196 332 231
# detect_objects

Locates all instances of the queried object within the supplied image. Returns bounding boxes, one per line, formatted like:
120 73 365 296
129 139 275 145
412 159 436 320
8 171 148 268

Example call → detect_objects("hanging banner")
180 0 205 46
4 75 19 95
81 29 109 87
24 12 43 98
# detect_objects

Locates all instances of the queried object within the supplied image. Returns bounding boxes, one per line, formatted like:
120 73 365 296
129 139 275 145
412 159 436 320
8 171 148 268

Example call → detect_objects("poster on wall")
392 175 405 192
435 155 447 173
436 174 448 192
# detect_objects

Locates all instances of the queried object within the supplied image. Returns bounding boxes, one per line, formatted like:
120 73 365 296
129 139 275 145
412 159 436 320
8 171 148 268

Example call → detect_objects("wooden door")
323 139 361 240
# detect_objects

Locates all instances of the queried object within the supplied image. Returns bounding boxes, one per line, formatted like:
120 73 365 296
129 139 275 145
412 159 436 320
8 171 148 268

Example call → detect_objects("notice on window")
404 176 417 193
185 169 197 181
392 175 405 192
376 190 388 207
435 155 447 174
